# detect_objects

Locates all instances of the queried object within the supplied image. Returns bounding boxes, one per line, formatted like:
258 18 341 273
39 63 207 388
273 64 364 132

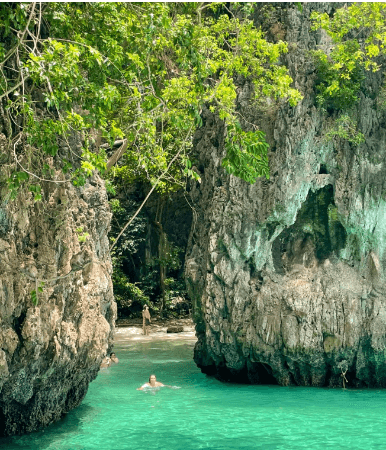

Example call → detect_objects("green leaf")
31 290 38 306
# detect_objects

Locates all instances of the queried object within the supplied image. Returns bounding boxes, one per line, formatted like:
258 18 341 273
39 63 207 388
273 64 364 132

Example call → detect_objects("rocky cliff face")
0 134 115 435
185 3 386 387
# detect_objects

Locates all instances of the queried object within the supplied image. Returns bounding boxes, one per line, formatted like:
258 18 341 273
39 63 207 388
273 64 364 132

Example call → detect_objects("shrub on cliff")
311 3 386 111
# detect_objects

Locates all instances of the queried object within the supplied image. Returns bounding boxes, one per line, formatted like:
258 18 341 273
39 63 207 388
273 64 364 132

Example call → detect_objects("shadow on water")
0 403 99 450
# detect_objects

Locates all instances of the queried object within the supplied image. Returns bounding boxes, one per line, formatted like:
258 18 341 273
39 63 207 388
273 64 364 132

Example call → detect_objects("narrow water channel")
2 327 386 449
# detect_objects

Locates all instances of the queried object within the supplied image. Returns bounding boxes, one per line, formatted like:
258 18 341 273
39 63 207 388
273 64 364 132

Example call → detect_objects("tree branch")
109 124 194 252
0 79 24 100
106 139 128 171
0 2 37 68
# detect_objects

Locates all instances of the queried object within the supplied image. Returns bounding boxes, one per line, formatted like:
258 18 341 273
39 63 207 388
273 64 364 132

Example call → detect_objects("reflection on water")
2 328 386 450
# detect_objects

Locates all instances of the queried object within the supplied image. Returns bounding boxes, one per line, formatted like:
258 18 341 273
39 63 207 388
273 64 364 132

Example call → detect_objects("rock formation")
0 133 115 435
185 3 386 387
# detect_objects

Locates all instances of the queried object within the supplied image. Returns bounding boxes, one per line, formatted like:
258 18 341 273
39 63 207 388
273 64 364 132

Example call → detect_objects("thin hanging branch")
109 124 194 252
106 139 128 171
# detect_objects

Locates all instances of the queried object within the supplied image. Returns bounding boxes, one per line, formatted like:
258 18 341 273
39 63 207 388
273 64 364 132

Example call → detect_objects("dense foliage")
0 2 304 313
7 3 384 313
2 2 385 313
0 2 301 203
311 3 386 111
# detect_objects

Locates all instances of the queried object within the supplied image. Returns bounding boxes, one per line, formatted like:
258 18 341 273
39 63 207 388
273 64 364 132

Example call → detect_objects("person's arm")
137 383 148 391
157 382 180 388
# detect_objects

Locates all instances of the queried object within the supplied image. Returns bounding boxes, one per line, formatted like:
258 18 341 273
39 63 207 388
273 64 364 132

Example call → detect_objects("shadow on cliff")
272 184 347 275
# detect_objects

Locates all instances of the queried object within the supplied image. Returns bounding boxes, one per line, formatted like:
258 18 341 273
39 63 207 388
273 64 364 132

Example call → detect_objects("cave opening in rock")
247 361 278 385
319 164 328 174
214 361 278 385
323 365 332 387
271 185 347 274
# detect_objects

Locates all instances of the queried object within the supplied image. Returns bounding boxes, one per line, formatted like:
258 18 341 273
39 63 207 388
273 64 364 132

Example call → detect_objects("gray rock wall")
185 3 386 387
0 136 115 435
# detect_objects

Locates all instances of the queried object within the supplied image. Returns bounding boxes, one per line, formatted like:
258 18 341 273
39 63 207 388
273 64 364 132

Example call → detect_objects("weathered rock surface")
0 143 115 435
185 3 386 387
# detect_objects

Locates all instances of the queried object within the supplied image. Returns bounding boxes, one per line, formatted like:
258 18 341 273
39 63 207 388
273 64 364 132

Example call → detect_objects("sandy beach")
114 318 197 344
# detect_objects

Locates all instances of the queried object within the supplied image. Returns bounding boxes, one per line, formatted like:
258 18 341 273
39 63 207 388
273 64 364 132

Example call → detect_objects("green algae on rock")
185 3 386 388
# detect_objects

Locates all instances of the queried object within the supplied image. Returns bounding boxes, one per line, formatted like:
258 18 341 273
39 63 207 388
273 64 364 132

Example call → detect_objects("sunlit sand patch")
114 319 197 344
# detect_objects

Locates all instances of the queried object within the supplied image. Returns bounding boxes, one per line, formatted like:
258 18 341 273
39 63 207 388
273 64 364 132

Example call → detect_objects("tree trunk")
155 197 168 316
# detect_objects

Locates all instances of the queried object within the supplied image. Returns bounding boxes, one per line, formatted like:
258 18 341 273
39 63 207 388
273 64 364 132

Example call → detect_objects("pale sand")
114 318 197 344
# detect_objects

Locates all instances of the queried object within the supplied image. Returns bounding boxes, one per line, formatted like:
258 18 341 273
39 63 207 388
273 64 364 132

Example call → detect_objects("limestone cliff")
185 3 386 387
0 133 115 435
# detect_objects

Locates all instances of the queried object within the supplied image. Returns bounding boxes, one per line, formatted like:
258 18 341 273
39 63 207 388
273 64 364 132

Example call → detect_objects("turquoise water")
2 333 386 450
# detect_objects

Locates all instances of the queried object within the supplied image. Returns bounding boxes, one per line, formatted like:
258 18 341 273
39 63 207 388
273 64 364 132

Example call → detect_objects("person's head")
110 352 116 358
144 305 148 310
149 374 156 383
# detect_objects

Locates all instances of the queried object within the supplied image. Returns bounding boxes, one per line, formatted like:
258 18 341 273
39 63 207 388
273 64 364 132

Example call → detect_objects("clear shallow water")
2 332 386 450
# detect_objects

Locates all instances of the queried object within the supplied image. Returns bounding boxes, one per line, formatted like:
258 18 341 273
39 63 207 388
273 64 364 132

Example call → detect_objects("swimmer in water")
100 356 111 368
137 374 165 390
110 352 119 363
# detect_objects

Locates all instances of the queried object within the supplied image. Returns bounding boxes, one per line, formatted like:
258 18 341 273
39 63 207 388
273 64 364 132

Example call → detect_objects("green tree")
1 3 303 309
1 2 301 204
311 3 386 110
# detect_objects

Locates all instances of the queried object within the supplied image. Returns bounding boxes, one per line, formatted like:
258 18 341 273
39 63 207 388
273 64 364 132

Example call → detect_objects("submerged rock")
185 4 386 387
0 156 115 436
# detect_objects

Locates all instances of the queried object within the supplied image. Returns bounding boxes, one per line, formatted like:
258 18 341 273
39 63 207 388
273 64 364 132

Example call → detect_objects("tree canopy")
2 2 385 311
311 2 386 110
0 2 302 204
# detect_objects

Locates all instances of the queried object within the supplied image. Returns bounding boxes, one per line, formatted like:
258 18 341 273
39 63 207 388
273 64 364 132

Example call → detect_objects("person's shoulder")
100 357 111 368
